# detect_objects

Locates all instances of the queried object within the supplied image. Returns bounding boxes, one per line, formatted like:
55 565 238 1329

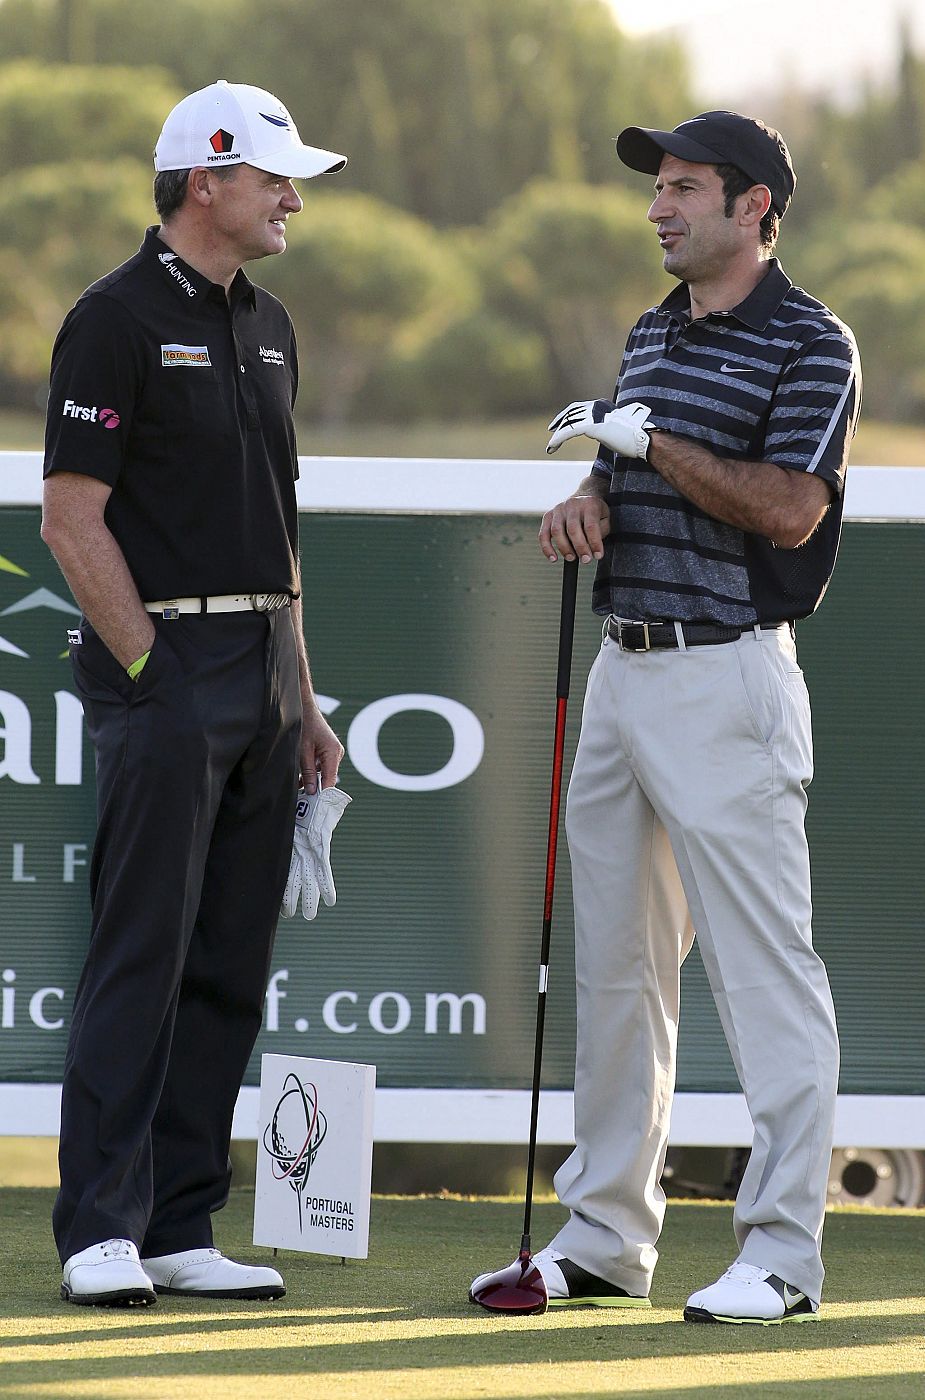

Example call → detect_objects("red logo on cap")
210 129 235 154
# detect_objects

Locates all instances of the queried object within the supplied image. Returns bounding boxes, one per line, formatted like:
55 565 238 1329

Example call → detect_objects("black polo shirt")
44 226 300 601
591 261 862 625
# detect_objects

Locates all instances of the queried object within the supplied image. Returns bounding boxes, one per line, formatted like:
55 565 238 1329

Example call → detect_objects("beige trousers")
550 624 839 1302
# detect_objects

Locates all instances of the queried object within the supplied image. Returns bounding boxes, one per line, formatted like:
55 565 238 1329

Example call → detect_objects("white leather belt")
144 593 291 619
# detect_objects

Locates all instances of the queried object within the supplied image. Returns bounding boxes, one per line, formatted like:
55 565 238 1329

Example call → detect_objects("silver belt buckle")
162 605 180 620
250 592 287 613
619 620 651 652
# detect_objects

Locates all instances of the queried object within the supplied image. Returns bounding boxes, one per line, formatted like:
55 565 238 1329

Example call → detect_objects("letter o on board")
347 694 484 792
368 992 411 1035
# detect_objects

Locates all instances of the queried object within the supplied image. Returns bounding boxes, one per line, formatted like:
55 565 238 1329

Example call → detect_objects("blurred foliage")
258 192 472 426
0 61 181 170
368 308 551 423
1 1 925 424
479 179 666 400
789 221 925 422
0 0 689 223
0 157 154 406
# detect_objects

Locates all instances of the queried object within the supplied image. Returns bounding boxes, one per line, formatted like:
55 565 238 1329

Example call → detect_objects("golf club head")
469 1249 549 1316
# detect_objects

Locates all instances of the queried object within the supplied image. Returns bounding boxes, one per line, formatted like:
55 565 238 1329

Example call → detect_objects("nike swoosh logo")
783 1286 806 1309
720 363 756 374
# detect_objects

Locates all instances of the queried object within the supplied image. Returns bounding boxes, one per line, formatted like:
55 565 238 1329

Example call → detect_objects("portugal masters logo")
262 1073 327 1231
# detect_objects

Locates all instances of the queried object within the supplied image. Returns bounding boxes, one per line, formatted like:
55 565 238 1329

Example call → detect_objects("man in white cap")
41 82 347 1307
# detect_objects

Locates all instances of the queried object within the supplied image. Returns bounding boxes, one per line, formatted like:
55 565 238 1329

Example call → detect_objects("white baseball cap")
154 80 347 179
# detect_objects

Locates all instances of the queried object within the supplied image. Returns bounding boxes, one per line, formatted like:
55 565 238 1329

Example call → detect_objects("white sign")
254 1053 375 1259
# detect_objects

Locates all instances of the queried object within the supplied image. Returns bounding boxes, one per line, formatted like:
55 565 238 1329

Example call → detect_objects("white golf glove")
546 399 654 458
281 785 352 921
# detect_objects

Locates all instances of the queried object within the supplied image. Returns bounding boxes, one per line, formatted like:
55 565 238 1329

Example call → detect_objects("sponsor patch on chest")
161 344 212 368
259 345 285 366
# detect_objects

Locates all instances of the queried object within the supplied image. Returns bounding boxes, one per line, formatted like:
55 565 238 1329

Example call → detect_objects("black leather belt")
606 616 789 652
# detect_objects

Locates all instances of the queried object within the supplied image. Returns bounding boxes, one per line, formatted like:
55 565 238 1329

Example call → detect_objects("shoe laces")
721 1262 769 1287
102 1240 133 1260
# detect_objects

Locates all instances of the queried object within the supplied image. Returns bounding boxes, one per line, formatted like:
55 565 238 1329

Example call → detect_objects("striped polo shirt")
590 260 861 625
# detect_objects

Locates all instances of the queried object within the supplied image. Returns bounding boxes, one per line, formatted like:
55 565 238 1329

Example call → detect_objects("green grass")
1 1189 923 1399
3 410 925 464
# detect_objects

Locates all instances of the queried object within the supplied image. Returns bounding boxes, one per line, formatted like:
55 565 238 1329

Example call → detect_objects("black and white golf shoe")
684 1262 819 1325
512 1247 650 1309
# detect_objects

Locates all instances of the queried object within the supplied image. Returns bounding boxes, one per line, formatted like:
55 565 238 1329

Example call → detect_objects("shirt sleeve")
764 327 862 496
43 293 144 485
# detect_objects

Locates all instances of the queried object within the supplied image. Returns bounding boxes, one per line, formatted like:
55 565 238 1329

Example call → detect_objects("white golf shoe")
141 1247 285 1299
61 1238 156 1307
684 1261 819 1324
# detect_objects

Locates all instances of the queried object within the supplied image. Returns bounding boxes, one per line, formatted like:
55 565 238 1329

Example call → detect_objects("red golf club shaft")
521 558 579 1250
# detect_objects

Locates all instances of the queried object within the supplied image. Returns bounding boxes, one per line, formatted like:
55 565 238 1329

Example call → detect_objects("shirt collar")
656 259 792 331
229 267 257 310
144 227 257 309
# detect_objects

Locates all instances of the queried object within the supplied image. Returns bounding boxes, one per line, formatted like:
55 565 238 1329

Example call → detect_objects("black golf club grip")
556 559 579 698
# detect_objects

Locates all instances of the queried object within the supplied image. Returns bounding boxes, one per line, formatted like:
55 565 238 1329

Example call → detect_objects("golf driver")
469 557 579 1316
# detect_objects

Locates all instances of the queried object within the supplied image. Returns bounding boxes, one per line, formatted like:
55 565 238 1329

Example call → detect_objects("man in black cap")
471 112 859 1323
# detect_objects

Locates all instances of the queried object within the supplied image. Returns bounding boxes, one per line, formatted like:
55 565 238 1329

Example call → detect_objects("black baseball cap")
616 110 796 217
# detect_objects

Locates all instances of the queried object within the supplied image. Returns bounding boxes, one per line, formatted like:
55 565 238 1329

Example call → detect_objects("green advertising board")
1 460 923 1138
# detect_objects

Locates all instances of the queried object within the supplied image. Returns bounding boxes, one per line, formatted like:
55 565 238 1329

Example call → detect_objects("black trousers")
53 609 301 1263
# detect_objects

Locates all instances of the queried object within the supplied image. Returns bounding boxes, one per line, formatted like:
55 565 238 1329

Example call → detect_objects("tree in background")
355 219 552 425
362 178 668 424
788 219 925 423
895 17 924 167
761 19 925 240
2 8 925 426
0 156 153 406
0 0 241 76
0 61 178 405
0 0 690 225
0 61 180 170
258 192 468 427
248 0 689 225
479 179 665 402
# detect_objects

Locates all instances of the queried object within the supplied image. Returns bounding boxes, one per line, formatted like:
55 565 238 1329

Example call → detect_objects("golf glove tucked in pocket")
281 785 352 921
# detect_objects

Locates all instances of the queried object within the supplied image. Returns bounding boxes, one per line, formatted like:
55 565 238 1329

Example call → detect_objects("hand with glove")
546 399 654 458
281 784 352 921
